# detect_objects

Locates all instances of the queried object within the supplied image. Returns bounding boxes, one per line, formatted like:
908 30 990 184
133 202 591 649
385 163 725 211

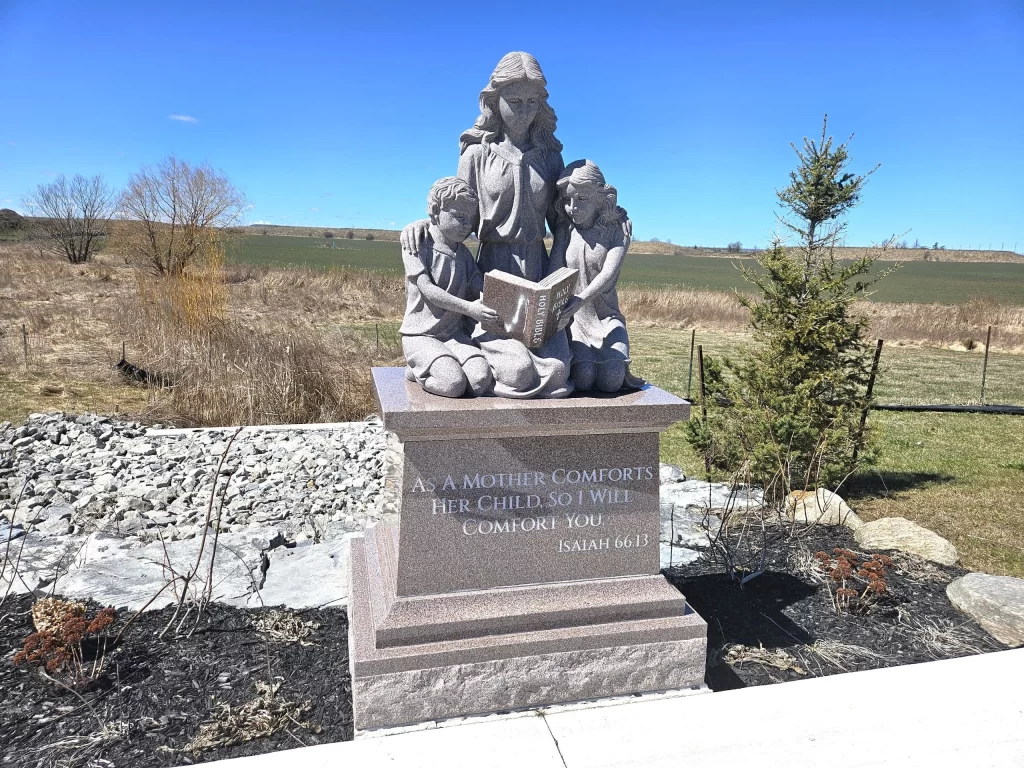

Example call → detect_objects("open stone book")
480 267 577 348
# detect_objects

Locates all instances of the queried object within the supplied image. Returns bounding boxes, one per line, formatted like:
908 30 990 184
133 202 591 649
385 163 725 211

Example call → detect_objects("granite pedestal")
349 368 707 731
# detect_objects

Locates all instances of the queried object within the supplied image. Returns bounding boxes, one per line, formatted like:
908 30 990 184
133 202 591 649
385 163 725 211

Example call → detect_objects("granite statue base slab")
349 368 707 731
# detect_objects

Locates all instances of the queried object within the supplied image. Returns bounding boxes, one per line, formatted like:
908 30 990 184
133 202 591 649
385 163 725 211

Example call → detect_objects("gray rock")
854 517 958 565
254 538 352 609
1 521 26 541
660 480 763 514
660 504 721 549
1 415 391 608
660 541 699 569
0 533 87 595
54 532 270 611
947 573 1024 647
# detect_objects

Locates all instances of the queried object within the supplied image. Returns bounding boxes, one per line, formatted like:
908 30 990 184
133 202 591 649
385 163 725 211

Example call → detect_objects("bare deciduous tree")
118 156 246 276
24 175 115 263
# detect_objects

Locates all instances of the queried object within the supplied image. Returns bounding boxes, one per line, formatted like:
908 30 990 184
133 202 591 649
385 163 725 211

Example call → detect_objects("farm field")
228 235 1024 306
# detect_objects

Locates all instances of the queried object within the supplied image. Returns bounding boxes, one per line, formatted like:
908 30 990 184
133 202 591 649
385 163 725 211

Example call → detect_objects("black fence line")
872 404 1024 416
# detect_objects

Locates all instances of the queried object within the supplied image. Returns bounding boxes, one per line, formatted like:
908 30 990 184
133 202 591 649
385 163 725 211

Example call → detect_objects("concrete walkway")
205 648 1024 767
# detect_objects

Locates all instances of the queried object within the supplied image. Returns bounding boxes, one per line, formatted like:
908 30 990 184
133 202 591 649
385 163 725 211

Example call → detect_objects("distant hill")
236 225 1022 264
627 241 1023 264
241 224 400 242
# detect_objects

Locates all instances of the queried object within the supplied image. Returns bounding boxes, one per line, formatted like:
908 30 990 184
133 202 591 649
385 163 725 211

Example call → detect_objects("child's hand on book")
556 296 583 330
468 300 499 324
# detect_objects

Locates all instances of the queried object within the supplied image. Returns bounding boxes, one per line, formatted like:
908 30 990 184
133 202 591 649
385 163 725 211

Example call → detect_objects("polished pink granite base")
349 369 706 730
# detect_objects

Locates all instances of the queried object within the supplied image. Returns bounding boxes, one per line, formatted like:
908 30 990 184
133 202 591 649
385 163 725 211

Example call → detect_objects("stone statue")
555 161 644 392
399 177 496 398
402 52 573 399
399 52 637 399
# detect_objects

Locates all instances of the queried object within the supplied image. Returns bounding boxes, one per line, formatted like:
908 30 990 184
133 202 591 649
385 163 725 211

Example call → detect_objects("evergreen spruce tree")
687 116 886 501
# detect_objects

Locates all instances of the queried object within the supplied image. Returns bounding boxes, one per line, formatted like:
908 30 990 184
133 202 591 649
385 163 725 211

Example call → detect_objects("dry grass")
0 243 403 426
116 249 404 426
618 285 1024 352
858 299 1024 352
618 286 749 330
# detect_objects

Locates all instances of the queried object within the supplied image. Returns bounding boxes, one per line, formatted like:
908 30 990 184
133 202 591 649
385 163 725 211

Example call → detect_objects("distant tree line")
20 156 246 273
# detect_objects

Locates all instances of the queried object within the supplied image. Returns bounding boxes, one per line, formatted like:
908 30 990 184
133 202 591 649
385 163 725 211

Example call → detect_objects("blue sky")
1 0 1022 250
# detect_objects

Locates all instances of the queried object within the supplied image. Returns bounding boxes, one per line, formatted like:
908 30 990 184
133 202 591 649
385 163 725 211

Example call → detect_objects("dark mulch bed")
0 598 352 767
1 524 1008 766
664 524 1008 690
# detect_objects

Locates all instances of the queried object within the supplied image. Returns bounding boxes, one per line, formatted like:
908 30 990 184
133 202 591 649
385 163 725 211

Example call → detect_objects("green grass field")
229 235 1024 306
627 326 1024 578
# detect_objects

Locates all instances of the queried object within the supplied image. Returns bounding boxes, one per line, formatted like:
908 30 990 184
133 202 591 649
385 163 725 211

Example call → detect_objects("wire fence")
682 327 1024 414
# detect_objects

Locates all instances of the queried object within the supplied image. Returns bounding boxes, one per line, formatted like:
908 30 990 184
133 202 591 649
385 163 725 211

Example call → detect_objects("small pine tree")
687 116 886 500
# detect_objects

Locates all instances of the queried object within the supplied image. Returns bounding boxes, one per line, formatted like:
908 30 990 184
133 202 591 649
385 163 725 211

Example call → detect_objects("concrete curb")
202 648 1024 767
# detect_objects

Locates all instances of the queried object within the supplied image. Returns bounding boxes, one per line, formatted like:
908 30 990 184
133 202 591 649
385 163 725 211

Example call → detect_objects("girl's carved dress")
564 221 644 391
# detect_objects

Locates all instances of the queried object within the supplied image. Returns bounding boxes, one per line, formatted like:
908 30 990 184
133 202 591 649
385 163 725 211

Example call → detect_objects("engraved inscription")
397 433 662 595
407 465 654 556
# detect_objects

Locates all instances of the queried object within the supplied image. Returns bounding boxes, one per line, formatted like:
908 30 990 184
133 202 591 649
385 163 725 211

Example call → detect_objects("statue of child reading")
556 160 645 393
399 177 497 398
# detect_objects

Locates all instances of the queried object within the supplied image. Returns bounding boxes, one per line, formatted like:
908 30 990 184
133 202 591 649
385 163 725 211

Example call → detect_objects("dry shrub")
133 237 228 333
222 263 267 284
118 257 401 426
185 680 319 755
160 324 388 426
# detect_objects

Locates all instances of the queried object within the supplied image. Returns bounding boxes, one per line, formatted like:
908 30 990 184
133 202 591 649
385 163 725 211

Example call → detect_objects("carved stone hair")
427 177 478 222
557 160 626 227
459 52 563 156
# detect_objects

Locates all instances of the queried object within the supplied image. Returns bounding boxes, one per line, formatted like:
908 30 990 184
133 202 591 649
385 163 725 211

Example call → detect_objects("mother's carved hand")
400 219 431 254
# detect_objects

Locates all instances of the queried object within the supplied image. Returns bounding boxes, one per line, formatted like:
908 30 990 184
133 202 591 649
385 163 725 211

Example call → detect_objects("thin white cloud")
7 141 14 146
310 207 319 212
168 114 199 124
3 199 12 203
251 219 273 225
389 221 396 226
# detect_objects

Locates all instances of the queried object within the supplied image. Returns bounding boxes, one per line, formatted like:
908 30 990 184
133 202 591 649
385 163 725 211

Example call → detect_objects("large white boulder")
947 573 1024 647
785 489 863 530
854 517 958 565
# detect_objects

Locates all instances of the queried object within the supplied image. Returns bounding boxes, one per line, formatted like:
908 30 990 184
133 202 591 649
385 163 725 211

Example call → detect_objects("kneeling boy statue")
399 177 497 398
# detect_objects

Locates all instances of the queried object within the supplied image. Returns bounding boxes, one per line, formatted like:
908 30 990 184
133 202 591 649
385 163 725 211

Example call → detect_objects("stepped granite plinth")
348 368 707 731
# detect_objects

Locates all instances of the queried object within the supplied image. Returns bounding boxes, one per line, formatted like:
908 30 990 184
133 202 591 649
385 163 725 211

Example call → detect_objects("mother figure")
402 52 573 398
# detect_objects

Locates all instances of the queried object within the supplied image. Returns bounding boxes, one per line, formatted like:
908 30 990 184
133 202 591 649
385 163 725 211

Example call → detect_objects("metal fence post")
853 339 884 464
980 326 992 405
686 329 696 400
